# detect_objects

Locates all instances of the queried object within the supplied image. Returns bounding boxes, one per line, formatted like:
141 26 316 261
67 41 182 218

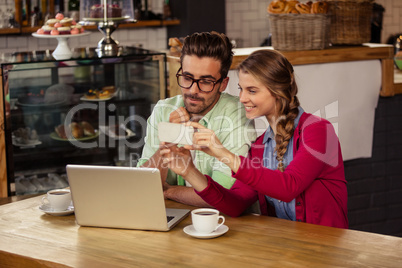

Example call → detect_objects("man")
138 31 256 207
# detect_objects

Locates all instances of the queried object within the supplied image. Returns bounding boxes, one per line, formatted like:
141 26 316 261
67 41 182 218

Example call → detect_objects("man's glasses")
176 68 223 93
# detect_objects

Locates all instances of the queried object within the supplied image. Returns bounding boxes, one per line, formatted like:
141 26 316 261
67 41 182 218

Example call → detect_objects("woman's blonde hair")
238 50 300 171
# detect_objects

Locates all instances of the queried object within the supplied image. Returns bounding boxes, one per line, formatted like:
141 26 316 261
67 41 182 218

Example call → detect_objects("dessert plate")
16 99 66 107
183 225 229 239
49 130 99 141
12 140 42 148
100 124 136 140
39 204 74 216
80 88 119 102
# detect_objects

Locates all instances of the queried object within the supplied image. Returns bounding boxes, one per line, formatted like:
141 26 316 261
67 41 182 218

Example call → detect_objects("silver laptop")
66 164 190 231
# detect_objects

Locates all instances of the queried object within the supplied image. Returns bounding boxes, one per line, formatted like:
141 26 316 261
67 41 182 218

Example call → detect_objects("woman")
161 50 348 228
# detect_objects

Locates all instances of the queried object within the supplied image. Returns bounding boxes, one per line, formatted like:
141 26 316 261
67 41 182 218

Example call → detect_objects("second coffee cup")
191 208 225 234
42 189 72 211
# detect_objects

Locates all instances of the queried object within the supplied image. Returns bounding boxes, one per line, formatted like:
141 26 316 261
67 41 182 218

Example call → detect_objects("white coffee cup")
41 189 72 211
191 208 225 234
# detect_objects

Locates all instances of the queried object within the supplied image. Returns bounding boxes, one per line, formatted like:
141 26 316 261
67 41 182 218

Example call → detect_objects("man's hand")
169 107 190 123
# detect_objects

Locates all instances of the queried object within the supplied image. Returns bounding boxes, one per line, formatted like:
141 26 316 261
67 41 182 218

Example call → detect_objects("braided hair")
238 50 299 171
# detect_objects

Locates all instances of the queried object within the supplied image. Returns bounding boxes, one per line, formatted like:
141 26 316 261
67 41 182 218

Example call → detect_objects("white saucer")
39 204 74 216
183 225 229 239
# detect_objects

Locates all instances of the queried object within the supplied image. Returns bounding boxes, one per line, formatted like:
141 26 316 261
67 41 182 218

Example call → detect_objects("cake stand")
81 17 135 57
32 32 91 60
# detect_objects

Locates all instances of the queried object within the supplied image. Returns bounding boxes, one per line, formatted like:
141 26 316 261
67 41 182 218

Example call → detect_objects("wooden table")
1 196 402 267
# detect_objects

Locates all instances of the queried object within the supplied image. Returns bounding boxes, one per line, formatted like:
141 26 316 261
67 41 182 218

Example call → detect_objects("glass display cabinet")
1 46 166 196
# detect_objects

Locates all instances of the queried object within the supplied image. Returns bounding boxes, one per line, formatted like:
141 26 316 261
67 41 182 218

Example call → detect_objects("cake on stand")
79 0 136 57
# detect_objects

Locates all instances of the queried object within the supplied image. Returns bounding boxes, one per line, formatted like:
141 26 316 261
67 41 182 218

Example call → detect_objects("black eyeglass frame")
175 67 224 93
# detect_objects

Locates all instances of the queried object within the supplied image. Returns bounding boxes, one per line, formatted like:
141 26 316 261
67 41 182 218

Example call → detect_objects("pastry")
85 89 98 99
55 125 67 139
311 1 329 14
284 1 299 13
102 85 116 93
295 3 311 14
80 121 95 136
70 122 84 139
97 89 112 99
35 15 83 35
90 4 122 18
55 13 64 20
267 0 287 14
71 24 84 33
169 37 183 54
58 27 71 35
46 19 59 27
42 25 55 34
60 18 73 27
70 28 79 35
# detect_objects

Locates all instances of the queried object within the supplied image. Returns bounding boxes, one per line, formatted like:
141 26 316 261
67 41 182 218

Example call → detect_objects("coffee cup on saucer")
41 189 72 211
191 208 225 234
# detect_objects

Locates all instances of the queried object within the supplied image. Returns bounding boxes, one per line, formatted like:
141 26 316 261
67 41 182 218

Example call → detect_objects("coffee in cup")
41 189 72 211
191 208 225 234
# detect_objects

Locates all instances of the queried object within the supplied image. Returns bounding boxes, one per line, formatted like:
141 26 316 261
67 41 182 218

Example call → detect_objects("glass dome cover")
80 0 135 22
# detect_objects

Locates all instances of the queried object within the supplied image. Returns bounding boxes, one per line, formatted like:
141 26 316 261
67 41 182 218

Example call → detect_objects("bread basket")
268 13 331 51
327 0 374 45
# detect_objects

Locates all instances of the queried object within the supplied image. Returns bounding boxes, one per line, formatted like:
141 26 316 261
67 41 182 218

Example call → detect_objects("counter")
168 44 399 97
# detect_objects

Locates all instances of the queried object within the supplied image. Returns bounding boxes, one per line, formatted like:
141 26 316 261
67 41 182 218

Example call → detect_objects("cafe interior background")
0 0 401 237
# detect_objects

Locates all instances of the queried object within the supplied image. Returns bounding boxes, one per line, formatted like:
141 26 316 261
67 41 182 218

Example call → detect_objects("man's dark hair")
180 31 234 78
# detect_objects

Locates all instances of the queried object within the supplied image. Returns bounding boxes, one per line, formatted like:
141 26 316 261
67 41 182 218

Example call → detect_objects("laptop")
66 164 190 231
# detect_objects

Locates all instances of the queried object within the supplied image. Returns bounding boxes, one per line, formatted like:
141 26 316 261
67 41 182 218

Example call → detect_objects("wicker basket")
268 14 331 51
327 0 374 45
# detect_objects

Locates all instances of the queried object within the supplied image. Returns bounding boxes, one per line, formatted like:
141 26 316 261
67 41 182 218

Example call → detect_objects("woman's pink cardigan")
197 113 349 228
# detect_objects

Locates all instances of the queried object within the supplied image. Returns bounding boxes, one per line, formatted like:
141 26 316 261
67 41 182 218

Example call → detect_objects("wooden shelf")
0 28 21 35
6 20 180 35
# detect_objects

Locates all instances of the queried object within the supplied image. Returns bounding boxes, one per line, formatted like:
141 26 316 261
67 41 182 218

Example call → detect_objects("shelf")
0 28 21 35
5 20 180 35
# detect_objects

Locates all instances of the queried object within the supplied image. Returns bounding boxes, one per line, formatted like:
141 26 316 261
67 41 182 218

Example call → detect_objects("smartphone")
158 122 195 145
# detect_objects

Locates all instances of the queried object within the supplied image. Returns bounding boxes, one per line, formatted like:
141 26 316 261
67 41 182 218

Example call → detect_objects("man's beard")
183 93 206 114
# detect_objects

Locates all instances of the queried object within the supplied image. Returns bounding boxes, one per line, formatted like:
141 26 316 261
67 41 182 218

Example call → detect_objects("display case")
1 46 166 196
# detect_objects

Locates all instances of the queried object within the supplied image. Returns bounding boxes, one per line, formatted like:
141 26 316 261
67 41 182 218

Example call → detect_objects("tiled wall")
377 0 402 43
225 0 270 48
345 95 402 237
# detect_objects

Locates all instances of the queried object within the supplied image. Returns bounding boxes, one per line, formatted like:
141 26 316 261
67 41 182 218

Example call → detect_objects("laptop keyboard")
167 216 174 223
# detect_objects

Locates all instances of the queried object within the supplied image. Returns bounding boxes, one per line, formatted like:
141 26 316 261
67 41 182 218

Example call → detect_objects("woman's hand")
185 122 241 173
185 122 226 159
